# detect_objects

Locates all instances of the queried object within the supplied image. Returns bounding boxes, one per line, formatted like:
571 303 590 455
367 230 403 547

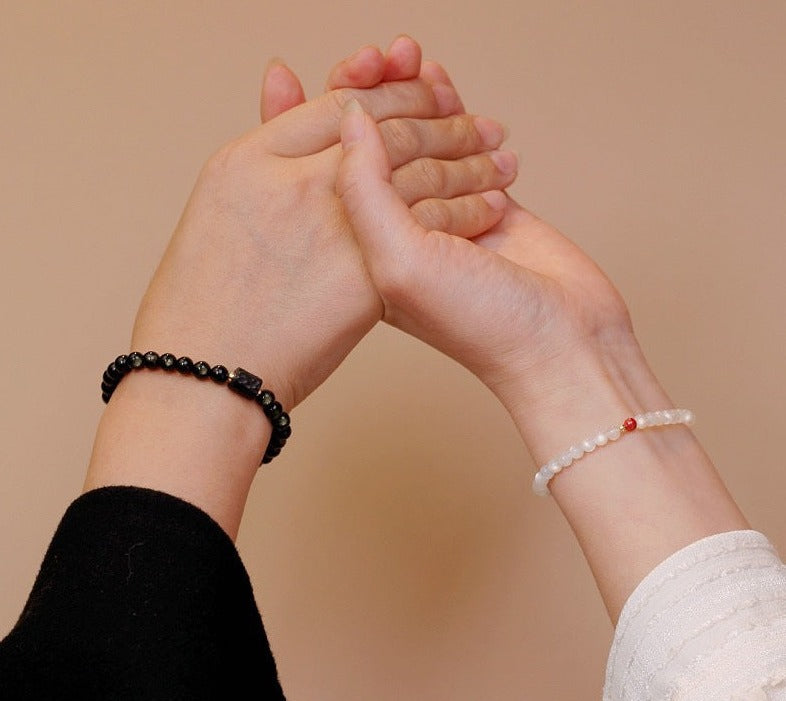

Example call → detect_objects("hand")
132 39 515 414
336 91 751 624
259 36 504 238
336 99 634 418
88 40 515 537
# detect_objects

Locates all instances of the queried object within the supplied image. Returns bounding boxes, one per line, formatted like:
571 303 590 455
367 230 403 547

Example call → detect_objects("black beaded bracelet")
100 351 292 465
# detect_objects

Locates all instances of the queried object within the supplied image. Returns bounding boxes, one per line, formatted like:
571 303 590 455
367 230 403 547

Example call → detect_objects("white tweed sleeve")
603 530 786 700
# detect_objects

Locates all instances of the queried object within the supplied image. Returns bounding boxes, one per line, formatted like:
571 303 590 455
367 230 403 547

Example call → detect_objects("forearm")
501 333 749 622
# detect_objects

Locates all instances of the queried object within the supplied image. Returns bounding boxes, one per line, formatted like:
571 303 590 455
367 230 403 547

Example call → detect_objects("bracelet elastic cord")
532 408 694 497
101 351 291 465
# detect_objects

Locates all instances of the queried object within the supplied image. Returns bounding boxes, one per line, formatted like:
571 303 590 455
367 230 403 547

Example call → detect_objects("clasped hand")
131 35 637 469
131 37 516 414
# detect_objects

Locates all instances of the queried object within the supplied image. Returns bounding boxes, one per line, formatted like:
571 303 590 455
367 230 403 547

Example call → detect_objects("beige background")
1 2 784 699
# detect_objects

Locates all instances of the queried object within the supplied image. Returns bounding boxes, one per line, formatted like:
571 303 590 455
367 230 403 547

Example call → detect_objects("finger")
325 44 385 91
392 151 518 205
263 78 462 157
381 35 422 81
260 59 306 123
420 59 465 114
412 191 507 238
380 114 508 169
337 100 426 290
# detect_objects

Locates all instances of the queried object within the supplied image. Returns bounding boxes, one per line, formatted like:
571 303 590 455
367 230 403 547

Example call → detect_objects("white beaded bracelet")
532 408 695 496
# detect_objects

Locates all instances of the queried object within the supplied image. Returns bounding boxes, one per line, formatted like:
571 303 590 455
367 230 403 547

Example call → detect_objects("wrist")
495 330 669 463
496 332 748 620
86 367 272 539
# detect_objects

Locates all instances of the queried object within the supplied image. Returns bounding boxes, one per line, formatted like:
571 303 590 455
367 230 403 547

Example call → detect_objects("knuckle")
381 119 421 163
449 115 478 153
416 158 448 194
413 198 452 232
325 87 353 117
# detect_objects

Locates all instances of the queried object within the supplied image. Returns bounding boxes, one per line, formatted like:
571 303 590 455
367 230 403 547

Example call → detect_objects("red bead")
623 417 638 432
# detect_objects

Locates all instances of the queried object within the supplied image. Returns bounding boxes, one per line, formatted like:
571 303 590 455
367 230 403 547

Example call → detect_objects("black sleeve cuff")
0 486 285 700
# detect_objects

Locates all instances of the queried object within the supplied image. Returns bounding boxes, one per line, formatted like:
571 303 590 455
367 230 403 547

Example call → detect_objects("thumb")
337 99 426 285
260 58 306 123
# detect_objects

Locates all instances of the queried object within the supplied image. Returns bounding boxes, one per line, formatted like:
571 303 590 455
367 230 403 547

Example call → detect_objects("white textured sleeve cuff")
603 530 786 700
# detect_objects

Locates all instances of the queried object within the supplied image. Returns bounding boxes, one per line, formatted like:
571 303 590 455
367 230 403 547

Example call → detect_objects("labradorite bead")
158 353 177 370
143 351 160 368
209 365 229 383
192 361 210 378
175 356 193 374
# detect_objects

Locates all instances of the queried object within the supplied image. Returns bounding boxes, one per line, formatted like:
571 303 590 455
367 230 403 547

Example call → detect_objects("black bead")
256 390 274 408
268 435 286 450
274 413 290 429
192 361 210 379
209 365 229 383
101 352 290 464
127 352 144 369
175 356 193 374
143 351 160 368
158 353 177 370
228 367 262 399
114 354 130 374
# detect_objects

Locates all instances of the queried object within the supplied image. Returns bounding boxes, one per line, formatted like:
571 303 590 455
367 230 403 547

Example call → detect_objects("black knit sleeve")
0 486 286 700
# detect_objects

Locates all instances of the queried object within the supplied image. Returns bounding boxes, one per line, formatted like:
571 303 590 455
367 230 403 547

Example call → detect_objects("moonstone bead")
635 414 647 428
533 471 550 495
532 408 695 496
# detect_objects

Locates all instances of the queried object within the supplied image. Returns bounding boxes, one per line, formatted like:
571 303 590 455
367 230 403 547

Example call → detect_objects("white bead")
531 408 694 498
533 471 550 496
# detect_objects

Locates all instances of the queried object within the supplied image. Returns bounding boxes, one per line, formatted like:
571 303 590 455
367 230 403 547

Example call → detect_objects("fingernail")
474 117 507 148
421 60 454 87
341 99 365 146
388 34 414 51
352 45 381 62
265 56 286 72
489 150 518 175
432 82 460 115
481 190 507 211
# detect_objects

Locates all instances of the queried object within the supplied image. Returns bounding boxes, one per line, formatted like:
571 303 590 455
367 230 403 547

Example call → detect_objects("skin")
84 38 516 541
336 98 749 623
